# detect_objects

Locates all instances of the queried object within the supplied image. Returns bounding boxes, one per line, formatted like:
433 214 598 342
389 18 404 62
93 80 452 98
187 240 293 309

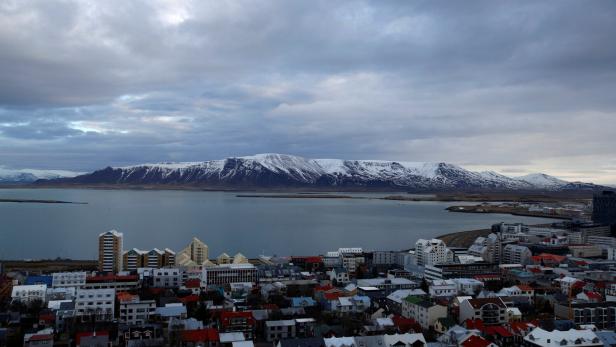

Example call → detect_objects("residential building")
220 311 255 340
554 301 616 329
385 289 427 315
468 233 501 263
202 264 258 287
155 303 187 321
152 268 182 288
330 295 371 315
75 288 115 321
401 296 447 330
327 268 349 284
424 262 498 280
555 276 583 295
372 251 398 266
451 278 484 295
51 272 86 289
265 320 296 342
458 298 507 325
117 292 156 325
177 237 210 266
98 230 123 273
524 327 602 347
23 328 54 347
569 245 602 258
123 248 147 271
83 274 139 291
415 239 454 266
356 278 417 295
11 284 47 304
428 279 457 297
502 244 532 265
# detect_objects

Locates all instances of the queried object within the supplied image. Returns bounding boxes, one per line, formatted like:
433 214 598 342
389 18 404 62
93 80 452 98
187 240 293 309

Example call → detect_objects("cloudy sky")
1 1 615 183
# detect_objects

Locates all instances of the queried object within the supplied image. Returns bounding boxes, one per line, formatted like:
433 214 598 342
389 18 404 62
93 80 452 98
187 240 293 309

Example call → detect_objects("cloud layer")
1 0 615 183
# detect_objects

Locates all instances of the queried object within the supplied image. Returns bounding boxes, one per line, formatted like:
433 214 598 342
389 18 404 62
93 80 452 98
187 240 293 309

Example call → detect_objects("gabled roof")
461 335 493 347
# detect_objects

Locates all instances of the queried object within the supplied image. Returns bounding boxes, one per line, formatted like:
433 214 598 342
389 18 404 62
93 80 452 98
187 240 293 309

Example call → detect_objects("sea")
0 188 560 260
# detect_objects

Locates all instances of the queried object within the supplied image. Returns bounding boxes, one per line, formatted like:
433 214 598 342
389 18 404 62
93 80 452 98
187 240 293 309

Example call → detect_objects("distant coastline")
0 198 87 204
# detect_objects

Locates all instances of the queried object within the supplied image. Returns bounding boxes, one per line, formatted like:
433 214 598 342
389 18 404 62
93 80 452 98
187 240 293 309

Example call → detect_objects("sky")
1 1 616 184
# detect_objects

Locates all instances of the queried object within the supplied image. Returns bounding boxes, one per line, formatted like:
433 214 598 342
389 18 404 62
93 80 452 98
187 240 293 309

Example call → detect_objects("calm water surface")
0 189 559 259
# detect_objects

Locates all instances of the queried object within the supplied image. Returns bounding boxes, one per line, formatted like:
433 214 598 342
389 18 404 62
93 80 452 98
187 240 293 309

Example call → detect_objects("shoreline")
446 205 574 220
436 222 556 248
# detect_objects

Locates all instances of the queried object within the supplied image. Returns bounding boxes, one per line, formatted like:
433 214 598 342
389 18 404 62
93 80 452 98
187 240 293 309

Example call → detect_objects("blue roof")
353 295 371 306
25 275 52 286
291 297 317 307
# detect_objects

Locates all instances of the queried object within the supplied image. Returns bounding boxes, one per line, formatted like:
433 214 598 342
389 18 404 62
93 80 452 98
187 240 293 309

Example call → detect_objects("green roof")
404 295 423 304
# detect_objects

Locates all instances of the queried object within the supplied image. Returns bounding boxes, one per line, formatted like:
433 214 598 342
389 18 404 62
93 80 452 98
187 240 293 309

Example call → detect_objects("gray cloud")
1 0 616 183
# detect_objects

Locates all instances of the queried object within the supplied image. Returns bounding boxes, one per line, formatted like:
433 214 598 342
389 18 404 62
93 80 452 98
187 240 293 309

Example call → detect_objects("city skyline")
1 1 616 184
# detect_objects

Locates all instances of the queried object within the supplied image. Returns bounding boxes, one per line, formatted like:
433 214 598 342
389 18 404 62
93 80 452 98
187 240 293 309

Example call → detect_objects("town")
0 190 615 347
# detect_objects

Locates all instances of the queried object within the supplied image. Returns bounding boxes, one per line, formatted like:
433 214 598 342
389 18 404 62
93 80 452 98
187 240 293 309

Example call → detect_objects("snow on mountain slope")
0 167 80 183
37 153 599 191
514 173 567 188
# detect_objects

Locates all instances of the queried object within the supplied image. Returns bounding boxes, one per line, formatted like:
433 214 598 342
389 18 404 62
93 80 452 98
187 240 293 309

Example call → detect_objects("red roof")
465 319 484 330
75 331 109 344
185 279 201 288
532 253 566 263
315 284 334 292
220 311 254 327
462 335 492 347
29 334 53 342
473 274 500 281
87 274 138 283
181 328 219 342
509 321 536 333
485 326 513 337
38 312 55 323
179 294 200 304
528 267 542 273
585 291 602 300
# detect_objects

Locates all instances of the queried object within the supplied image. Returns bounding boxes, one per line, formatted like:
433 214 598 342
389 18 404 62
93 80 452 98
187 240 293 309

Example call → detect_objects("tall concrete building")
177 237 209 266
593 191 616 228
98 230 123 273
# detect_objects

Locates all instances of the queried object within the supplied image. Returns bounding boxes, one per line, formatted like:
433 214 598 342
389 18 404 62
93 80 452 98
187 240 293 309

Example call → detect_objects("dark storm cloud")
1 0 616 182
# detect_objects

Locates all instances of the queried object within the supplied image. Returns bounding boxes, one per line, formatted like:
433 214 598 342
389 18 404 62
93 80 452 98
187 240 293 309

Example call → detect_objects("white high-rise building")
468 233 501 263
414 239 454 266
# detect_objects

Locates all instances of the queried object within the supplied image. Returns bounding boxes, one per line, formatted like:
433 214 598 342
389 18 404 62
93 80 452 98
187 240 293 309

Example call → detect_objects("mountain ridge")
30 153 607 192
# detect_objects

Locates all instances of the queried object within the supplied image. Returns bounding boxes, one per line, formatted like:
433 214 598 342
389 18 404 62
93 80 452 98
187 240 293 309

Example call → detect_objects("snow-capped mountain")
0 167 81 184
37 153 604 191
514 173 567 189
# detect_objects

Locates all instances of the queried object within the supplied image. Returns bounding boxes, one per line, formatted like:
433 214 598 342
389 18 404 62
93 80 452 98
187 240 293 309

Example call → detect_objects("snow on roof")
525 328 600 347
99 229 123 237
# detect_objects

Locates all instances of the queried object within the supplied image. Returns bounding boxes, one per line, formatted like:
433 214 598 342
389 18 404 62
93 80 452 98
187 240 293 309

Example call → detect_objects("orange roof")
117 292 138 302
